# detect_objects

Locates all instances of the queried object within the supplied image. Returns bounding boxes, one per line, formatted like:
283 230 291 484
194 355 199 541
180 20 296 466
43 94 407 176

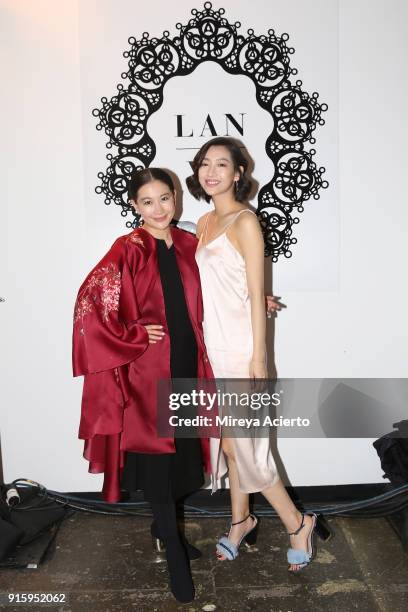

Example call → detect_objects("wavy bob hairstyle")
186 137 252 203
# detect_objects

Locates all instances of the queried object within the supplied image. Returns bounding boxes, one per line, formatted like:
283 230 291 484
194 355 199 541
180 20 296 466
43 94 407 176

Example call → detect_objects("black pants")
151 501 194 602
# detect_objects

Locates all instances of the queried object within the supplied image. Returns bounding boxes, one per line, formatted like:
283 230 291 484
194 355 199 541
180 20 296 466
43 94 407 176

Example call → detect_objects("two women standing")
73 137 329 603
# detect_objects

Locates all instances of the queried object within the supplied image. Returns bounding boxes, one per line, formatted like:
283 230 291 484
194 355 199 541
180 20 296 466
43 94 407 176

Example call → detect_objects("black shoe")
150 521 202 560
150 503 196 602
166 538 195 603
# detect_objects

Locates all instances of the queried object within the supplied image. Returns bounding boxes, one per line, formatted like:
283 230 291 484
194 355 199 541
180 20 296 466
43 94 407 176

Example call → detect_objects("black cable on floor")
8 479 408 520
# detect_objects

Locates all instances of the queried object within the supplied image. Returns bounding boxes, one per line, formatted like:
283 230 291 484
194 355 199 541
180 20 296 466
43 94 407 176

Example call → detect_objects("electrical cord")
8 479 408 519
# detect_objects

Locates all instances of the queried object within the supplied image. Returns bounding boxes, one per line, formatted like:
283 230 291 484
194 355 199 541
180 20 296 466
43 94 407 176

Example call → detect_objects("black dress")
121 239 204 502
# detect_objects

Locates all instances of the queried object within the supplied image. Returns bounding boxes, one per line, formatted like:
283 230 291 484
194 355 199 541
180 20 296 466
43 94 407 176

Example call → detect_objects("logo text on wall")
176 113 245 138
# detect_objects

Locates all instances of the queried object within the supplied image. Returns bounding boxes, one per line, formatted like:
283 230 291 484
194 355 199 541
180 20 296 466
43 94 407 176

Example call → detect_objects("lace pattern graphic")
93 2 328 261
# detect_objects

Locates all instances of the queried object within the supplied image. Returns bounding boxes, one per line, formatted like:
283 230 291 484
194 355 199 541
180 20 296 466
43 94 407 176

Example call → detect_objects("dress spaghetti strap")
200 208 256 247
222 208 256 233
198 212 212 245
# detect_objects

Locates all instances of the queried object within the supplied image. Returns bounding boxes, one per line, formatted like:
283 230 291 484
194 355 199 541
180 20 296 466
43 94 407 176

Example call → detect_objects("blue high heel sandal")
287 512 332 572
216 513 258 561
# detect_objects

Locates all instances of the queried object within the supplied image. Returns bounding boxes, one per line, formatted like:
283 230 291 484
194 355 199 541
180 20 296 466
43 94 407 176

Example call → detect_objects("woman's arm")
73 237 149 376
233 213 267 378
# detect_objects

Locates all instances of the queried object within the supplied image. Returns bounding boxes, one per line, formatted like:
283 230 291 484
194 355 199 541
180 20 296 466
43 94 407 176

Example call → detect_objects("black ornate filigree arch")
93 1 328 261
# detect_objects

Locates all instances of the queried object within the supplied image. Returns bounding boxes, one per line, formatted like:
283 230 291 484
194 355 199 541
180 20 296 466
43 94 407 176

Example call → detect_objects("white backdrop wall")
1 0 407 492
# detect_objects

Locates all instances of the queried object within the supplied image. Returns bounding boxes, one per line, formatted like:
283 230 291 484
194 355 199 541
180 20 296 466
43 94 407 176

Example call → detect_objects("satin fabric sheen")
73 226 215 502
196 210 280 494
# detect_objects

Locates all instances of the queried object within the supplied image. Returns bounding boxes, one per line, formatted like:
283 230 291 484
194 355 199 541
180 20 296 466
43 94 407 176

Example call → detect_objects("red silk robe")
72 226 215 502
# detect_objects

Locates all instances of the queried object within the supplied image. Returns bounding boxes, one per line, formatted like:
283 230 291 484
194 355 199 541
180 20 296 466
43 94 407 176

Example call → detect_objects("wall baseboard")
68 483 391 506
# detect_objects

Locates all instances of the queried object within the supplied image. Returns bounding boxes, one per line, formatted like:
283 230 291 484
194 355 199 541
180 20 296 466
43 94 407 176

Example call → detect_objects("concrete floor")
0 513 407 611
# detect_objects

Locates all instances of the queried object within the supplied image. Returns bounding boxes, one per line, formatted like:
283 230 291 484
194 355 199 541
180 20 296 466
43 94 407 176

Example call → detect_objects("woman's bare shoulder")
233 208 260 231
231 209 263 251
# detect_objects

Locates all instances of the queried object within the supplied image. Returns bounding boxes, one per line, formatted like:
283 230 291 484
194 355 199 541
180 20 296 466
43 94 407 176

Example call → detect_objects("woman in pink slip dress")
187 137 331 572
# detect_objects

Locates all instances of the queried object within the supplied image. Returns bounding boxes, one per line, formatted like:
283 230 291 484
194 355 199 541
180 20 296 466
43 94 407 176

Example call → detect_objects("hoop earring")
138 215 144 227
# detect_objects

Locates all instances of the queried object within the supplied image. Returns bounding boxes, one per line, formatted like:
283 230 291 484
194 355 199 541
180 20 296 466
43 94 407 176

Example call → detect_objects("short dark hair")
186 137 252 203
128 167 175 201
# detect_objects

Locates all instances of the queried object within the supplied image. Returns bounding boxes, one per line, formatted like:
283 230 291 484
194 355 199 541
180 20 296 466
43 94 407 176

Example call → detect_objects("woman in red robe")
72 168 214 603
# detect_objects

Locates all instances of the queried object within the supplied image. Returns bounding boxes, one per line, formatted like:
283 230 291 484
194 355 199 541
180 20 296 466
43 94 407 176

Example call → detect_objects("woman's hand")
144 324 165 344
249 359 268 379
265 295 283 318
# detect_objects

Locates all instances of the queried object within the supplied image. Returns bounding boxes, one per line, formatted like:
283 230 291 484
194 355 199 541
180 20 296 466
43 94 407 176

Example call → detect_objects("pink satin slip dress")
195 209 280 493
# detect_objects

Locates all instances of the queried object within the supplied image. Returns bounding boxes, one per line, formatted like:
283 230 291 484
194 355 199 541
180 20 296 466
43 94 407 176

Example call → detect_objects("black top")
120 239 204 502
156 241 197 378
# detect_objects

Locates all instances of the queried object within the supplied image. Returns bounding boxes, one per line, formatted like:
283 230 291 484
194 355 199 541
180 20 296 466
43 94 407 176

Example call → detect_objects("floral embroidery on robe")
127 231 144 246
74 263 121 323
